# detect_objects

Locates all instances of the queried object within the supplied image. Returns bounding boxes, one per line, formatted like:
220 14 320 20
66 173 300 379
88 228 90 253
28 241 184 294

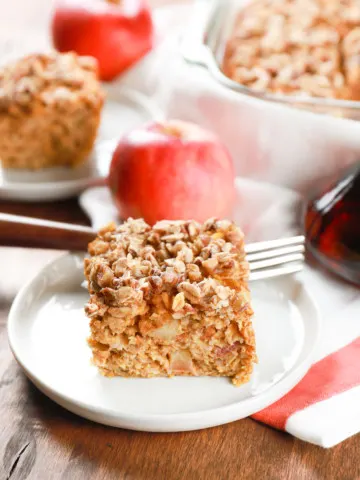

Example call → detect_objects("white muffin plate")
8 252 321 432
0 86 162 202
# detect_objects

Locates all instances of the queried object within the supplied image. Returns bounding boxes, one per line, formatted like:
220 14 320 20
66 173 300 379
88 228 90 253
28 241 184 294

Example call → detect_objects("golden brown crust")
223 0 360 101
85 218 256 386
0 52 105 169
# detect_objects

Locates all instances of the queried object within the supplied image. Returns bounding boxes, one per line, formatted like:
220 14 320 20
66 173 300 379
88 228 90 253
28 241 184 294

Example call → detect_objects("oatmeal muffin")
0 52 105 169
223 0 360 100
84 218 256 386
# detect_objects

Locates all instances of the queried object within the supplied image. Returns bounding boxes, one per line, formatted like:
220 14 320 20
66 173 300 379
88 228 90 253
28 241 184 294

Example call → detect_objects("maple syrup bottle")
304 163 360 285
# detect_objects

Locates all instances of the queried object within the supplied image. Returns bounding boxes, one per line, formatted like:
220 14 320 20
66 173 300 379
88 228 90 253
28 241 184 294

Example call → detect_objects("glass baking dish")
182 0 360 121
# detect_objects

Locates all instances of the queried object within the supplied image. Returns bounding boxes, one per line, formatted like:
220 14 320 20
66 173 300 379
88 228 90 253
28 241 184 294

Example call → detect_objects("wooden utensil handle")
0 213 96 251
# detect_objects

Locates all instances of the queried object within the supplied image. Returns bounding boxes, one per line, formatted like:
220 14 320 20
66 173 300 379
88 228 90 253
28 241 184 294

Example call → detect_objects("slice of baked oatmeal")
0 52 104 169
84 218 256 386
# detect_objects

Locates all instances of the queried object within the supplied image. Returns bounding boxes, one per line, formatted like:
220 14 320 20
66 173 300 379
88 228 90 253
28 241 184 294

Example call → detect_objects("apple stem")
159 125 184 138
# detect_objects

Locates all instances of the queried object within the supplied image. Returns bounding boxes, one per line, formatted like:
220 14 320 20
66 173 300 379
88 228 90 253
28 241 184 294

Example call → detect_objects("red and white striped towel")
252 337 360 447
83 4 360 447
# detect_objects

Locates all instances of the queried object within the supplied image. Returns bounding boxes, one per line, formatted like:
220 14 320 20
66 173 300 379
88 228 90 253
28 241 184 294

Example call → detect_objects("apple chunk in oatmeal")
84 218 256 386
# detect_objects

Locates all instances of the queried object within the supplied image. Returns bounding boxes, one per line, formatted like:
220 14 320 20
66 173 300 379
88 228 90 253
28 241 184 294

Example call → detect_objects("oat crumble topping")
0 52 102 112
223 0 360 100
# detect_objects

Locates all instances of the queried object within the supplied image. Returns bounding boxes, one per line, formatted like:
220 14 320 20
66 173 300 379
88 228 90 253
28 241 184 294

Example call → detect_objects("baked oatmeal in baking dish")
84 218 256 386
223 0 360 100
0 52 104 169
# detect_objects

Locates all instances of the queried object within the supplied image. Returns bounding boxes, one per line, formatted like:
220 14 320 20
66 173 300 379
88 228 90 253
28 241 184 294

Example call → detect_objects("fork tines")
245 235 305 281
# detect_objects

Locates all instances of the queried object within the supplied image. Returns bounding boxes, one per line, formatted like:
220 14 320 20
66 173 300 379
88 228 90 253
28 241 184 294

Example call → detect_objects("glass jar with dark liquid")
304 163 360 285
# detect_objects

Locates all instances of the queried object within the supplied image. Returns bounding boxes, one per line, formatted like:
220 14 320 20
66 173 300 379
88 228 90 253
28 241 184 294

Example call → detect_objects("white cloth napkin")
80 5 360 447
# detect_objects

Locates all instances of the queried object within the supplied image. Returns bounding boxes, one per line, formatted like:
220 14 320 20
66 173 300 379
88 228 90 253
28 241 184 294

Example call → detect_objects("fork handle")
0 213 96 251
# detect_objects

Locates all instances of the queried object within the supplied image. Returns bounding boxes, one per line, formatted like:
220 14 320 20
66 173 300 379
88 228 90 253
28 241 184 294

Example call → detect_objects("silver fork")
246 235 305 281
0 213 305 281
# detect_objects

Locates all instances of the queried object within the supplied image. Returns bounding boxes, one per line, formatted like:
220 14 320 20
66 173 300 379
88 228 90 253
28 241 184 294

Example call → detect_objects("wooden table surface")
0 1 359 479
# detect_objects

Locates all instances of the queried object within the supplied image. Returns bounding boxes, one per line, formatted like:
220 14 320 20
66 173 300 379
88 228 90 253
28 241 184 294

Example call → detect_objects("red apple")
51 0 154 81
108 120 236 225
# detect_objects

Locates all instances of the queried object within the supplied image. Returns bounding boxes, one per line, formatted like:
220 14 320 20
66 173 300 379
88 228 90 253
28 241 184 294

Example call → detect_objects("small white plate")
0 87 162 202
8 253 321 432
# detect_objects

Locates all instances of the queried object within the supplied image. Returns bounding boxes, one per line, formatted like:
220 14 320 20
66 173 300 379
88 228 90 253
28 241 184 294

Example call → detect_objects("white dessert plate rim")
8 252 321 431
